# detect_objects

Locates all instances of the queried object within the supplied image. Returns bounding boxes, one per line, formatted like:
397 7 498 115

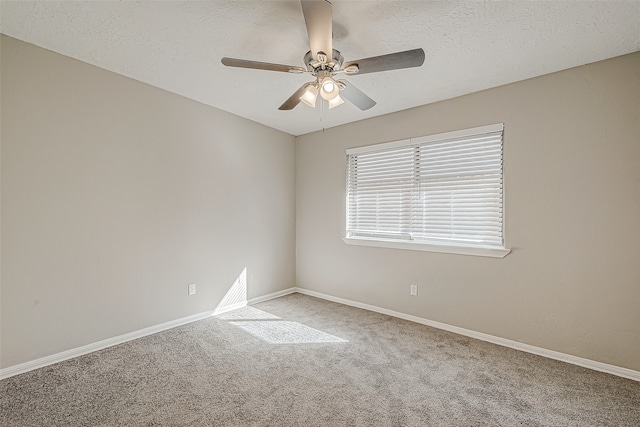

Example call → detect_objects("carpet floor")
1 293 639 426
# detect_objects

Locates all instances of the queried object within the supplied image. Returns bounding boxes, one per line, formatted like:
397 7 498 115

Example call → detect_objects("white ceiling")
1 1 639 136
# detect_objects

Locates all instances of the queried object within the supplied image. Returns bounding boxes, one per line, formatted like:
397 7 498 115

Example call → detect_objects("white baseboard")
294 287 640 382
3 286 636 382
0 287 297 380
212 287 297 316
248 287 297 305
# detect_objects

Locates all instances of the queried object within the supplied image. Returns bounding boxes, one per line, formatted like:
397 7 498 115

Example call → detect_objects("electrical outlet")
188 283 197 296
410 285 418 296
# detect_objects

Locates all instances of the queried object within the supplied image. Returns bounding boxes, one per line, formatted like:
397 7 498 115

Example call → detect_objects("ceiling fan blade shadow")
343 48 425 75
279 83 312 110
339 81 376 111
221 58 305 73
301 0 332 61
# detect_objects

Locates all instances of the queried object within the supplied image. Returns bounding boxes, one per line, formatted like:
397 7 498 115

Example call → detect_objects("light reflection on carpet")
229 320 348 344
217 306 281 321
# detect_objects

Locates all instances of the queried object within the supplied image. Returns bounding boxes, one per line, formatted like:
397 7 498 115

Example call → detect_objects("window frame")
343 124 510 258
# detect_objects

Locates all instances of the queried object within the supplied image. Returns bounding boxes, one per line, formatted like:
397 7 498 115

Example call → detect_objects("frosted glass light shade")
328 94 344 109
320 77 340 100
299 84 318 108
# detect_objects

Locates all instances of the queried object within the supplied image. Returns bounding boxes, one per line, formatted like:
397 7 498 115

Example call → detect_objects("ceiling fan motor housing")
304 49 344 72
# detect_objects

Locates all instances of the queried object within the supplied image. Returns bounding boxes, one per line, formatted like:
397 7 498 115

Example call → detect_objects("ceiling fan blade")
339 81 376 111
343 48 425 75
301 0 332 61
221 57 305 73
279 83 312 110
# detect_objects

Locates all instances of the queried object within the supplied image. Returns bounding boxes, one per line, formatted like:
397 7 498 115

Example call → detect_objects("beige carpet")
1 293 639 426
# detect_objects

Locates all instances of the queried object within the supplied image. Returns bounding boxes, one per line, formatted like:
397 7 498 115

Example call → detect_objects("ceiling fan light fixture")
299 84 319 107
222 0 425 112
328 94 344 109
320 77 340 100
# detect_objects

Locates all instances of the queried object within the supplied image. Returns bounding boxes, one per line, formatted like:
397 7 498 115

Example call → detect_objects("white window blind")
346 124 505 251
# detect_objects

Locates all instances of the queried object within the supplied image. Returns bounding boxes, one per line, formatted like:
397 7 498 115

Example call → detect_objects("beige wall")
2 33 639 373
0 36 296 368
296 52 640 371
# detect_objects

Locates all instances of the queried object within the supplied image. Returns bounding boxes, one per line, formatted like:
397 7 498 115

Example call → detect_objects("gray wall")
1 36 296 368
296 52 640 371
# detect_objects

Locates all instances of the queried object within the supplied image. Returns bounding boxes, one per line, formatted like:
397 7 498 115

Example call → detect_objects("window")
344 124 509 258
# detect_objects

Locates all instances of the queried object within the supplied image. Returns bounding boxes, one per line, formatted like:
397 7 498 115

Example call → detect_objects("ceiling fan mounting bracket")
316 51 328 65
343 64 359 75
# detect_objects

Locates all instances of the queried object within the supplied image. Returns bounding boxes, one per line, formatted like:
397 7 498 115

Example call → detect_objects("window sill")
342 237 510 258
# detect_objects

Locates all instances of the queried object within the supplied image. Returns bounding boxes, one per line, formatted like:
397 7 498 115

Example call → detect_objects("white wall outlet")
410 285 418 296
188 283 196 296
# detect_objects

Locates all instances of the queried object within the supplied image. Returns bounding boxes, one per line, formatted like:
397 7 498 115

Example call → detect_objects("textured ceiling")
1 1 639 136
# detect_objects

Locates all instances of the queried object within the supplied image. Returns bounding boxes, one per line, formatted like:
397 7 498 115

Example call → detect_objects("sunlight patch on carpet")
229 320 348 344
217 305 281 321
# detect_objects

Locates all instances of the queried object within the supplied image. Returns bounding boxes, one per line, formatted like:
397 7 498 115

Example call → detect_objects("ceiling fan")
221 0 425 111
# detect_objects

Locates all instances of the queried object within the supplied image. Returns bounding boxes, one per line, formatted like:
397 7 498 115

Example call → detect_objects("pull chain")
321 98 325 133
